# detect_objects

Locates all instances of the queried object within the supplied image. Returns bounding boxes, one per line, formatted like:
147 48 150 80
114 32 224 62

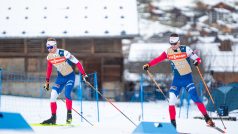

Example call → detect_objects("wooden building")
0 0 139 99
0 38 123 84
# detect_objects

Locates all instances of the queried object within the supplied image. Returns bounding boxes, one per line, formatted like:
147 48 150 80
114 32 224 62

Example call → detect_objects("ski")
30 123 80 127
194 116 226 133
207 125 226 134
177 132 191 134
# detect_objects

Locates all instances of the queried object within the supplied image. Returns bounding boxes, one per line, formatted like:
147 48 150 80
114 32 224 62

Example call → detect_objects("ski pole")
84 80 137 127
146 70 169 103
42 87 94 126
196 66 226 129
60 99 94 126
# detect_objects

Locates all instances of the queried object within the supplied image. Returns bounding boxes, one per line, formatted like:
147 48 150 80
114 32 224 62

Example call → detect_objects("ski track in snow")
1 95 237 134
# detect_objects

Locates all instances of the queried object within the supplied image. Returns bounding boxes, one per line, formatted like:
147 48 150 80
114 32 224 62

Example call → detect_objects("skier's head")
169 33 180 50
46 38 57 53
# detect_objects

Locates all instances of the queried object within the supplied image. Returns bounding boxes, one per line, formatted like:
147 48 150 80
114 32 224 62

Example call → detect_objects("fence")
0 69 100 123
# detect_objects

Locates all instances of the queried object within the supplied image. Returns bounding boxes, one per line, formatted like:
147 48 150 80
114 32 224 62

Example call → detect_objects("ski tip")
223 129 227 134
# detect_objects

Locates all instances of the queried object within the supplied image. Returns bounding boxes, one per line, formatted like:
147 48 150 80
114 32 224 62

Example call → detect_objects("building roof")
128 43 170 62
0 0 138 38
194 40 238 72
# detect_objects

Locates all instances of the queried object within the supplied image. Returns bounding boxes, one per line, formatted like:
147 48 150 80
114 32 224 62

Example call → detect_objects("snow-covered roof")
194 42 238 72
226 24 238 29
218 34 234 41
150 9 165 15
139 20 171 39
214 8 230 13
128 43 170 62
182 11 195 17
139 19 189 40
198 37 216 43
152 0 196 10
232 36 238 42
232 13 238 20
123 69 141 81
201 0 235 7
0 0 138 38
181 23 191 30
198 16 208 23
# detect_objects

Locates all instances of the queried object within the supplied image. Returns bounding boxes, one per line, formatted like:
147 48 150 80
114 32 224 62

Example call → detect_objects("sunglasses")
170 42 177 45
47 46 54 50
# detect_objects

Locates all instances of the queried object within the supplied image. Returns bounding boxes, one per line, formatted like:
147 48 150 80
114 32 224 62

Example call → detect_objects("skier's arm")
186 47 201 66
64 50 86 76
44 60 52 91
76 62 86 76
46 60 53 82
143 51 167 70
148 51 167 67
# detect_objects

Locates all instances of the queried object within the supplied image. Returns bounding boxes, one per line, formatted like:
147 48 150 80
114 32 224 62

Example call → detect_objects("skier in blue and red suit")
41 38 88 125
143 33 215 128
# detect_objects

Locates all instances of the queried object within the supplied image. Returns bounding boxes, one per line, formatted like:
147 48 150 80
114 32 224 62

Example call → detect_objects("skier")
41 38 88 125
143 33 215 128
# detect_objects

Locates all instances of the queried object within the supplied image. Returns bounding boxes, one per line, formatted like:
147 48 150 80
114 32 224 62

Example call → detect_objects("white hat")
169 37 180 44
46 40 57 47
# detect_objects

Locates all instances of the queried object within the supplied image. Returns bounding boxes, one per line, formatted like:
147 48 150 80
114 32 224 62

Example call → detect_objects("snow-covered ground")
0 95 237 134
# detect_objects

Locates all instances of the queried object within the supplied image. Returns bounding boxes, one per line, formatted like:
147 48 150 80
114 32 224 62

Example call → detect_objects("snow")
198 16 209 23
128 43 170 62
194 42 238 72
151 0 196 10
214 8 230 14
139 20 172 39
123 69 141 81
197 37 216 43
1 95 237 134
201 0 236 6
218 34 237 41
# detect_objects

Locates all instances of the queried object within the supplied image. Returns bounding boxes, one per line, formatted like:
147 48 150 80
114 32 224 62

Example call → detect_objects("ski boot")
41 114 56 125
66 110 72 124
171 119 176 128
204 114 215 127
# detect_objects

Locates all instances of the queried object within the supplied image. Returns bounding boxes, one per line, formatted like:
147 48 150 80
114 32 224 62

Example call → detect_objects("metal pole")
140 74 144 120
78 74 83 122
94 72 100 122
0 69 2 114
196 66 226 129
179 87 185 118
199 81 203 102
186 94 190 119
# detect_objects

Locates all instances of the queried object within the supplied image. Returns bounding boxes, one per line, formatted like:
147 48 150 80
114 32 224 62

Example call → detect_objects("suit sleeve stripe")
148 51 167 67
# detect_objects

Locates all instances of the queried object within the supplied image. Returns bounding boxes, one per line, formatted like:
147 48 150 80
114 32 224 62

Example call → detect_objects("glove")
193 58 201 66
43 81 50 91
83 74 89 82
143 64 150 71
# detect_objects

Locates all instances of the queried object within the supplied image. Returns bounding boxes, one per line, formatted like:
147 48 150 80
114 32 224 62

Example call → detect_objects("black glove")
43 82 50 91
193 58 201 66
143 64 150 71
83 75 89 82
